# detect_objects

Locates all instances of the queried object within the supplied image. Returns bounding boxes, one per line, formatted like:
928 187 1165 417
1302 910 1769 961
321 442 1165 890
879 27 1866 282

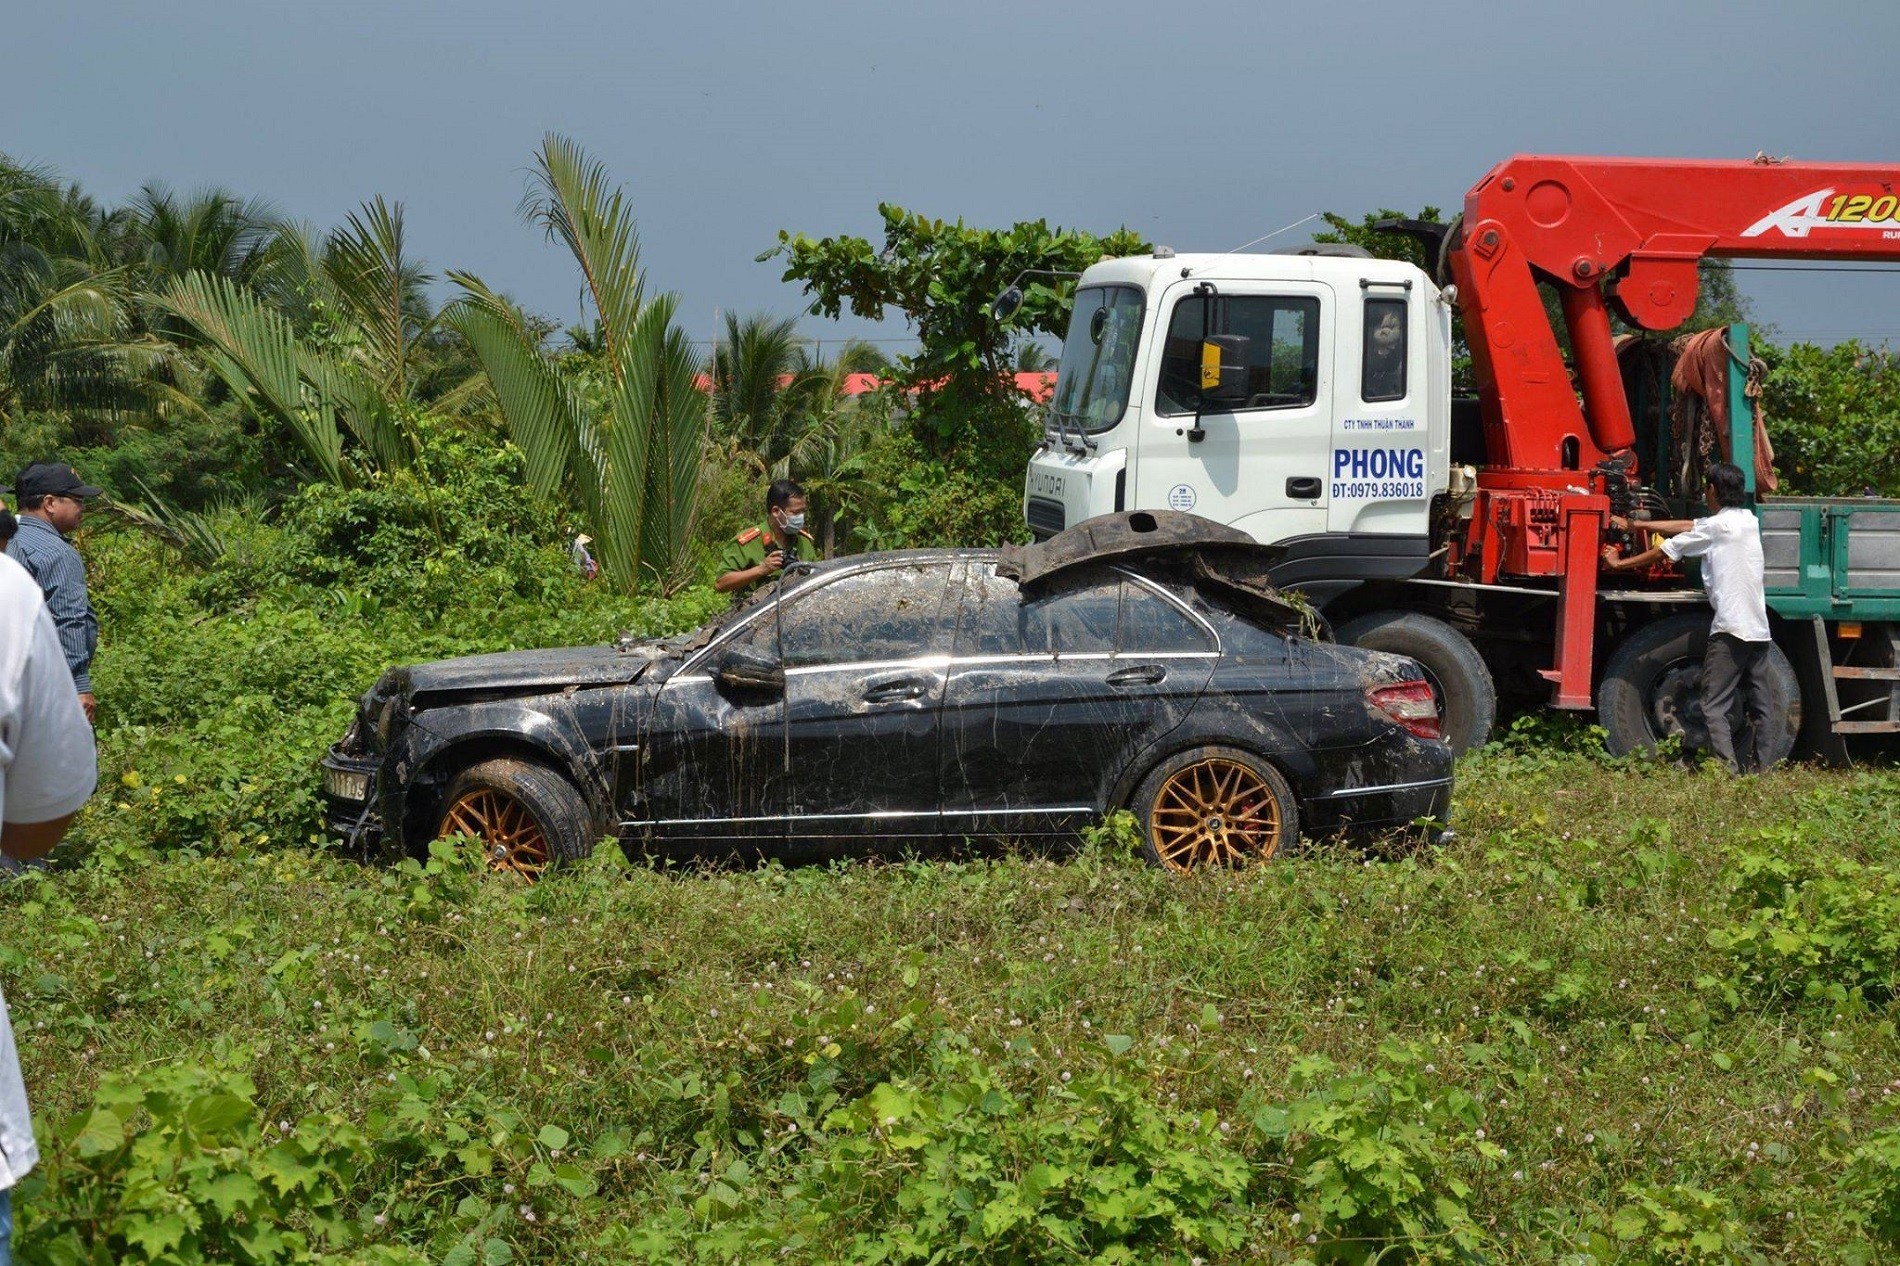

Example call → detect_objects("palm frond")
105 477 230 568
322 196 435 403
157 271 346 484
712 312 804 453
523 136 645 383
443 292 585 500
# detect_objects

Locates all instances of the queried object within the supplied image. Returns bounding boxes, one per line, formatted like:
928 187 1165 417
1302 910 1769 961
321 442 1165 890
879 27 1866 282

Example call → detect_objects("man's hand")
1609 515 1631 533
1601 545 1626 571
78 692 96 725
760 548 786 576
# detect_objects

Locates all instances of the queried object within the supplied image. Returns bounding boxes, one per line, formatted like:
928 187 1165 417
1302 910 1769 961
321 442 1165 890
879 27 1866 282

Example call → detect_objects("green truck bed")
1760 497 1900 621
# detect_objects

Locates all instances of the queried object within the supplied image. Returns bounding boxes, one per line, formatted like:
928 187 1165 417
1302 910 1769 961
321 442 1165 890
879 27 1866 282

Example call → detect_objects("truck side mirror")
714 647 785 696
1200 335 1250 405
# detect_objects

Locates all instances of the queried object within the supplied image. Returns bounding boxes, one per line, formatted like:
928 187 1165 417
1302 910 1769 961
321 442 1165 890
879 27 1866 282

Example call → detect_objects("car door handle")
1106 664 1167 687
863 678 929 705
1286 476 1323 499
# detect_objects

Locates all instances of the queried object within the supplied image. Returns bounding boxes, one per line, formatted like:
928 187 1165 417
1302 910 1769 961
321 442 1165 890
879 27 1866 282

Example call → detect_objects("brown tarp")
1669 327 1778 493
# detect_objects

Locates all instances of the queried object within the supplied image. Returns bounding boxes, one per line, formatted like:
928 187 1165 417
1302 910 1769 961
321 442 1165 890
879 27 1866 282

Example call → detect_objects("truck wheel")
1132 746 1298 871
1334 611 1497 754
436 758 595 880
1597 616 1799 763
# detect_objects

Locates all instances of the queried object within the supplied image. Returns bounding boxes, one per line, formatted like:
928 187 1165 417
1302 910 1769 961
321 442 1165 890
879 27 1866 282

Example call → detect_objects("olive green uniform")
717 524 817 596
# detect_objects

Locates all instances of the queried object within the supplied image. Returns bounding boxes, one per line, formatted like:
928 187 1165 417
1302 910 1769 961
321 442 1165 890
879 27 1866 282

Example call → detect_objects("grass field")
7 738 1900 1263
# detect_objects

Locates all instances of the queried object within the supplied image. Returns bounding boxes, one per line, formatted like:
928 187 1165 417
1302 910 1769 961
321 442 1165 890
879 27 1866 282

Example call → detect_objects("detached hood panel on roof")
997 510 1306 629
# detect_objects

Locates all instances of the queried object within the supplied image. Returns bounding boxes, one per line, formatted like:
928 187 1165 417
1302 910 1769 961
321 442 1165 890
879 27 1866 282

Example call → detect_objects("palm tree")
446 134 707 594
710 312 803 461
126 183 283 290
0 157 146 433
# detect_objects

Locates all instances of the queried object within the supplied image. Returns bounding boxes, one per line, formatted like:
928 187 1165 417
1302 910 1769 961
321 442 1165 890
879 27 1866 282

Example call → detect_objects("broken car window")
1026 576 1120 655
954 566 1027 655
1117 579 1214 653
775 564 956 668
955 566 1214 658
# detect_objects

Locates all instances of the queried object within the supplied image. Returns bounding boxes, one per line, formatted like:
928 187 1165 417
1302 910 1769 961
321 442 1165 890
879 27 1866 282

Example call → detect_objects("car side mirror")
1201 334 1250 405
714 647 785 695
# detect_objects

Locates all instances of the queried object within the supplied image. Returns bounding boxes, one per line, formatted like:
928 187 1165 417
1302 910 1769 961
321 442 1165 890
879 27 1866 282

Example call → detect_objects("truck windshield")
1050 285 1143 432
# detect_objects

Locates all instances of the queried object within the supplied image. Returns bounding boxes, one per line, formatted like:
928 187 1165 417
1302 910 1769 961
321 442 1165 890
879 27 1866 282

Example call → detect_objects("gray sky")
7 0 1899 350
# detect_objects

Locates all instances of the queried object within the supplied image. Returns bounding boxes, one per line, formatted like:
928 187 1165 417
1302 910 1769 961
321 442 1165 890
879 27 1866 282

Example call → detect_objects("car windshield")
1050 285 1143 433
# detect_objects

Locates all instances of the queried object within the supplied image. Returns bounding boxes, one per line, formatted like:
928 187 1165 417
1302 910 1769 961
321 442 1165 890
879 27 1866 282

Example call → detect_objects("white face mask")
781 511 806 533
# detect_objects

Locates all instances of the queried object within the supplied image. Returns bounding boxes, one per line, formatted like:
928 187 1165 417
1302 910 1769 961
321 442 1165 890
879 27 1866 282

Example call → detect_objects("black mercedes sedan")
322 512 1453 876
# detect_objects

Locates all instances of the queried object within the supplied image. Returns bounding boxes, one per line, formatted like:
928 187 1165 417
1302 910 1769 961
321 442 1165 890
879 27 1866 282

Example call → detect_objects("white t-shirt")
0 553 99 1187
1659 506 1772 643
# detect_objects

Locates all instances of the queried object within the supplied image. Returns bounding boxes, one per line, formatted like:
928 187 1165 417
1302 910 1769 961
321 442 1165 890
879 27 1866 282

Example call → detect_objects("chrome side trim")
671 651 1217 688
630 805 1096 828
785 655 951 678
1315 777 1453 799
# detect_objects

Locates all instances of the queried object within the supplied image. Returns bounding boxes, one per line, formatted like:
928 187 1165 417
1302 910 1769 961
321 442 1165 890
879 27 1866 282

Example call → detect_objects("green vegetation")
15 703 1900 1259
0 512 1895 1262
7 140 1900 1262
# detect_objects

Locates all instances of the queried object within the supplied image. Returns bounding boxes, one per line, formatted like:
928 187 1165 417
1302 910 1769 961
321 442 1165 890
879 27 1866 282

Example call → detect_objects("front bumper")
320 745 382 849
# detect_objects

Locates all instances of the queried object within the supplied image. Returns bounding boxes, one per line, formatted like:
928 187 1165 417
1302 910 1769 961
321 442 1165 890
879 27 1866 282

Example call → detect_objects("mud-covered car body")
323 513 1453 861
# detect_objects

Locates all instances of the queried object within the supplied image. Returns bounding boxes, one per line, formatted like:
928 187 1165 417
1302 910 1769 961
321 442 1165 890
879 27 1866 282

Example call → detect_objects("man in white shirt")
1603 461 1777 773
0 552 100 1258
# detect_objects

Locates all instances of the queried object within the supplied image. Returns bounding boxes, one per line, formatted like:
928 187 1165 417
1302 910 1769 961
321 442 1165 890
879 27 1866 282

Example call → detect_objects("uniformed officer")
714 478 817 597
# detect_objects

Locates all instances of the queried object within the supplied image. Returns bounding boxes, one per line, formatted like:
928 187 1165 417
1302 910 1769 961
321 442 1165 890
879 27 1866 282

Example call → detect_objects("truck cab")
1025 248 1455 603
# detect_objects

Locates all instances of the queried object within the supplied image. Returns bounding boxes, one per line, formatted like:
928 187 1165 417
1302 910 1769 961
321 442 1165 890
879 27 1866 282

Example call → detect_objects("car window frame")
675 558 962 680
949 562 1222 663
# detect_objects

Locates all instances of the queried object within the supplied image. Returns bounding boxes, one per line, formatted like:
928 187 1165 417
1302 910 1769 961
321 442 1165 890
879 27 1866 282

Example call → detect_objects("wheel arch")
398 728 611 851
1109 728 1311 817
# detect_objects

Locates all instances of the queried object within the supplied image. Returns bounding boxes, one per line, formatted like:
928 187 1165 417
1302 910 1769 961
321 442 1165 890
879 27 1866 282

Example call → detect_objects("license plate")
324 765 370 802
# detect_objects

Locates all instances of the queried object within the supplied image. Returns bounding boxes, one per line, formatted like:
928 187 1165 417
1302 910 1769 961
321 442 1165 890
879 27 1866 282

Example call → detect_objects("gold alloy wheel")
439 788 552 880
1148 757 1284 871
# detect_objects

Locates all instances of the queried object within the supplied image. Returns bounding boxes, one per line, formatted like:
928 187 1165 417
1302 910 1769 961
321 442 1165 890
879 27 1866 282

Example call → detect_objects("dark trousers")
1703 633 1777 773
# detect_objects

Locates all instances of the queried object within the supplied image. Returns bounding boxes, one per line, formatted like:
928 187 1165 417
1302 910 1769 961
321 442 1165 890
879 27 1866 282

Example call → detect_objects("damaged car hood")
397 638 686 703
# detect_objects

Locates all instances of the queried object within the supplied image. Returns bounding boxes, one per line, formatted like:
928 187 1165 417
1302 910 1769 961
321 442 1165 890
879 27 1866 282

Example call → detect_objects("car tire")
436 758 595 880
1334 611 1496 754
1598 616 1799 763
1131 746 1298 871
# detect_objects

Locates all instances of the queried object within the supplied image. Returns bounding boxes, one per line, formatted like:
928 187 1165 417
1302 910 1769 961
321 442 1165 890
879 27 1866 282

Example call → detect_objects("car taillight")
1367 680 1441 740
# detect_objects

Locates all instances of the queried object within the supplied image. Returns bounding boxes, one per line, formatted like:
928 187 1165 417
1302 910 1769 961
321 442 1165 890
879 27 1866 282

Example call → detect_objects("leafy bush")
854 420 1034 549
74 413 724 859
1705 846 1900 1004
1762 341 1900 497
613 1033 1253 1263
1842 1121 1900 1250
18 1061 417 1264
1251 1042 1496 1262
1609 1182 1751 1264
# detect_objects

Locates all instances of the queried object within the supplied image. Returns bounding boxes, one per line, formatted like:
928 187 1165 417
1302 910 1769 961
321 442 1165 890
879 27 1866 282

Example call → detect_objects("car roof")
765 513 1304 632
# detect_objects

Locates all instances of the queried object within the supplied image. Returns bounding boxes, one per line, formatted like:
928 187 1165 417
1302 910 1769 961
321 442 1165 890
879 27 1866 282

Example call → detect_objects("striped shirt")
4 516 97 693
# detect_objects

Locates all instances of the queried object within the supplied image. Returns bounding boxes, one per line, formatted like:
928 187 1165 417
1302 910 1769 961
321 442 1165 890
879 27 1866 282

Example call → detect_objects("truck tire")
1597 615 1799 764
1334 611 1497 754
436 758 596 880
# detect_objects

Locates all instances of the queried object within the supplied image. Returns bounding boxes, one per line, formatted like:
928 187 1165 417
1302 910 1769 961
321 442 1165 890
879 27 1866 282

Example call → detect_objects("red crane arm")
1450 155 1900 473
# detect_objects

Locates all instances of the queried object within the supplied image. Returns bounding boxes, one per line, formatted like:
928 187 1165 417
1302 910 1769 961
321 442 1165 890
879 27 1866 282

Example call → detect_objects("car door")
1134 282 1334 546
775 560 958 857
634 601 791 858
939 564 1219 840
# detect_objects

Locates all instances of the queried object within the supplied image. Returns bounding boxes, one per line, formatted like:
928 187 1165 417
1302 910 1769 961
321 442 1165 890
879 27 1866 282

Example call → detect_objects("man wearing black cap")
4 462 102 724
